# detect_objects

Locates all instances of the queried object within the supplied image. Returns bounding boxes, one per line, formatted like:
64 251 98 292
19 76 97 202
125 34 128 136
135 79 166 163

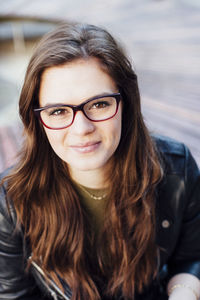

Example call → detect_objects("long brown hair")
3 22 162 299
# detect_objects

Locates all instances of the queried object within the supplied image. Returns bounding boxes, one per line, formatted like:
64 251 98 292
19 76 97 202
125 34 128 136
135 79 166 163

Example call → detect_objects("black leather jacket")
0 135 200 300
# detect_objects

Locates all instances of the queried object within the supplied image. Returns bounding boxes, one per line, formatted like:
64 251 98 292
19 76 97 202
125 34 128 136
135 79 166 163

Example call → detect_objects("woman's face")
39 58 122 176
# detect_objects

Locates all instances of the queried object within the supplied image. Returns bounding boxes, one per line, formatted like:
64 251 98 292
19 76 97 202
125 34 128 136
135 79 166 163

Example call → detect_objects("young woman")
0 22 200 300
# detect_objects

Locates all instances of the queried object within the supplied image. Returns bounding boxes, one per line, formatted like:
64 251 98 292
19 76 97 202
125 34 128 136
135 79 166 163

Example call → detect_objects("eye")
47 107 72 117
90 101 110 109
50 109 66 116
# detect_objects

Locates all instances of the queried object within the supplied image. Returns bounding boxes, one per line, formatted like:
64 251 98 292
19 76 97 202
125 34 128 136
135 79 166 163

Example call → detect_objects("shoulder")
152 134 185 156
0 167 17 232
153 135 200 215
152 134 199 177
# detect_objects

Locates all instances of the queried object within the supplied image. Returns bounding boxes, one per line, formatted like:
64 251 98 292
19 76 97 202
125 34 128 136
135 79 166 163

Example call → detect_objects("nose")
70 111 95 135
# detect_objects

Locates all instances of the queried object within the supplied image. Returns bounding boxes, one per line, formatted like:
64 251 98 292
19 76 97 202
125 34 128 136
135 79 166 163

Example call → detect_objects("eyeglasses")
34 93 121 130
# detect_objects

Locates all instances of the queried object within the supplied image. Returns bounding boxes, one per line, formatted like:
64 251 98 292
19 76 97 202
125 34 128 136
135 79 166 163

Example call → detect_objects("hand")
168 286 197 300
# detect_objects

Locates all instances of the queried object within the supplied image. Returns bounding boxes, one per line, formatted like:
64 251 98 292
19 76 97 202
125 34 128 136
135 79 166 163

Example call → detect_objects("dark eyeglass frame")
34 92 121 130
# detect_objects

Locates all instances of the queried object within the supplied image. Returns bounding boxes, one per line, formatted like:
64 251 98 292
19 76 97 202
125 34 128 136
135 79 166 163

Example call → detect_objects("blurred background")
0 0 200 172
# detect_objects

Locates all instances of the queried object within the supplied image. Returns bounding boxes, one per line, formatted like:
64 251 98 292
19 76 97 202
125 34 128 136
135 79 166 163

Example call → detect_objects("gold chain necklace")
78 184 107 201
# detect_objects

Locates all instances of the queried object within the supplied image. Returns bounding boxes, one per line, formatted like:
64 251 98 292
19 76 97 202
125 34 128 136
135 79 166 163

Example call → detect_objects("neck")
69 167 107 189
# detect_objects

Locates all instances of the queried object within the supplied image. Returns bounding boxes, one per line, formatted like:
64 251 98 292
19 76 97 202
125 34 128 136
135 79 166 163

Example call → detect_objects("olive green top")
73 181 108 235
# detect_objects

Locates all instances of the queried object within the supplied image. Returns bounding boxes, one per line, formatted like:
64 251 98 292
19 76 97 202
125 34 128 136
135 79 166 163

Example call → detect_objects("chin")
68 158 108 172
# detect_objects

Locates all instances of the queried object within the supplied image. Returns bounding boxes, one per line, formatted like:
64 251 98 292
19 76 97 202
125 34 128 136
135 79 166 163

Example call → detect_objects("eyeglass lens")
40 96 118 129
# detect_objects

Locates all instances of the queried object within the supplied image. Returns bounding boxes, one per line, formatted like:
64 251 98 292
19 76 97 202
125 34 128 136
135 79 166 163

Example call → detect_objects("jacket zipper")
30 259 71 300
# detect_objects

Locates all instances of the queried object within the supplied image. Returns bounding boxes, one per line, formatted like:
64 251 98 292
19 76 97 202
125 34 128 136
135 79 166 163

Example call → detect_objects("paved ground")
0 0 200 171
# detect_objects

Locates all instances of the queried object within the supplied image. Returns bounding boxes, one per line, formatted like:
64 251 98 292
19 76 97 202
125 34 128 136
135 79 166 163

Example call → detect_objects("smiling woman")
37 58 122 178
0 22 200 300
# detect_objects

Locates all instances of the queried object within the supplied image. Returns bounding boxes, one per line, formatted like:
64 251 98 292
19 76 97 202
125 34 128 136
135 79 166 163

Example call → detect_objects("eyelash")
90 101 110 109
49 108 68 116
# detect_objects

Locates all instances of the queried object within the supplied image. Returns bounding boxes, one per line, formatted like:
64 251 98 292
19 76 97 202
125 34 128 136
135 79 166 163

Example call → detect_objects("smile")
70 141 101 154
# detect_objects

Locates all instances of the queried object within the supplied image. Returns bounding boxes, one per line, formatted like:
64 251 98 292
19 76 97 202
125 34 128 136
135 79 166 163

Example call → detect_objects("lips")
70 141 101 154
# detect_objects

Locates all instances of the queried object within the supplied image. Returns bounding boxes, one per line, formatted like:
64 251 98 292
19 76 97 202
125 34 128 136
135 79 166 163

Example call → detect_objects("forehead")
39 58 117 106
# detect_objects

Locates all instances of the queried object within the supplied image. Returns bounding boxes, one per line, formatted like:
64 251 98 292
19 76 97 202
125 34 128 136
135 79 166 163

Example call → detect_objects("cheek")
43 128 65 150
114 121 122 147
113 108 122 140
103 114 122 147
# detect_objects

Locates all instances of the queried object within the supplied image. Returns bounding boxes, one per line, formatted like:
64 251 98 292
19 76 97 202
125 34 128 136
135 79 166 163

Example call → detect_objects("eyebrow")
41 92 116 107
